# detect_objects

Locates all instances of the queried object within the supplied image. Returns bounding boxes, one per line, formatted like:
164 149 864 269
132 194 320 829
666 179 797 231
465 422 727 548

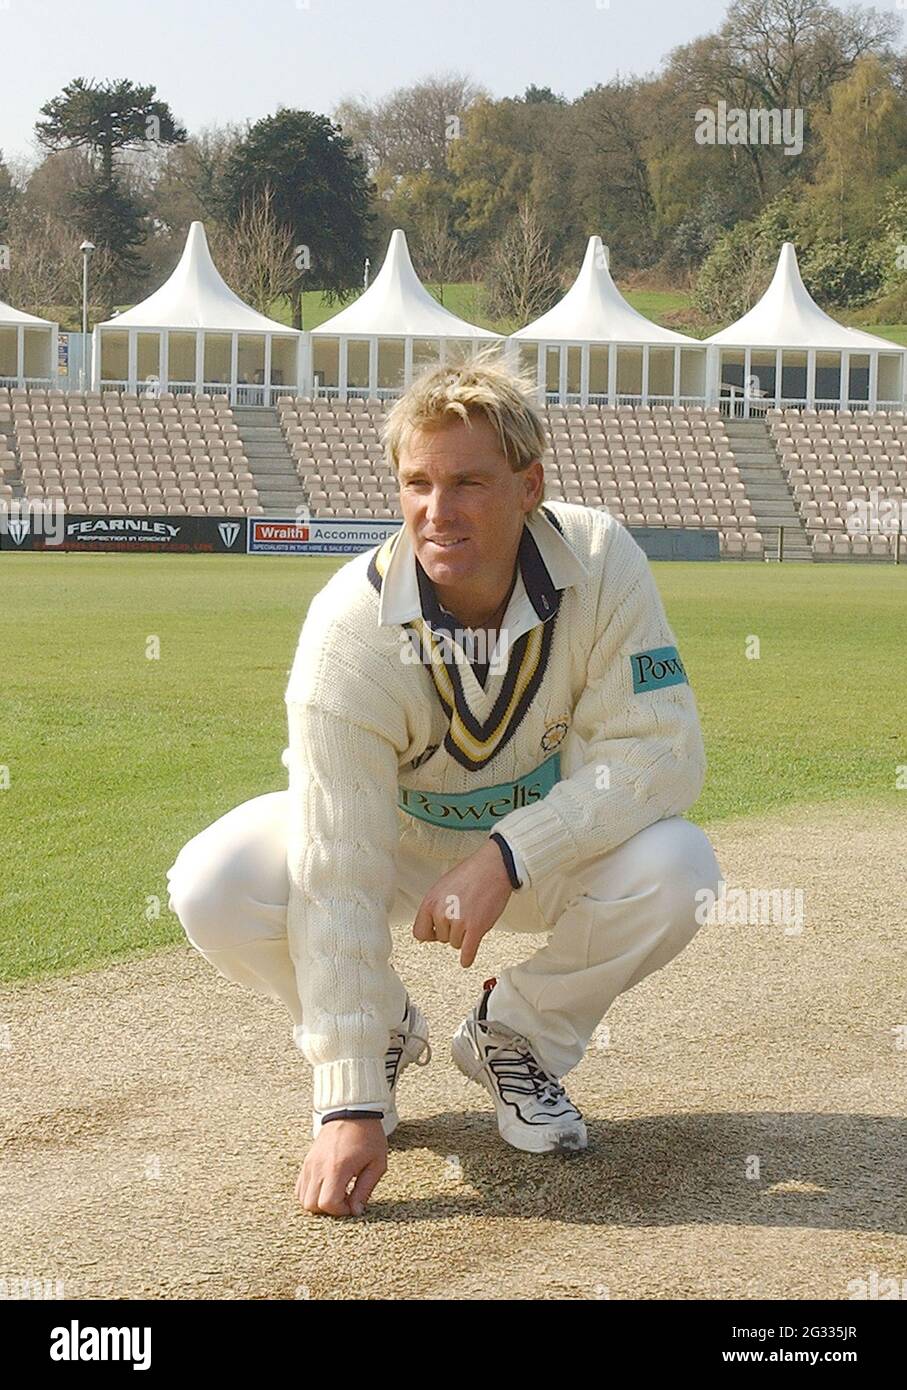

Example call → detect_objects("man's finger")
298 1162 320 1212
300 1173 324 1214
448 918 466 950
315 1168 356 1218
412 898 436 942
348 1157 386 1216
460 927 483 969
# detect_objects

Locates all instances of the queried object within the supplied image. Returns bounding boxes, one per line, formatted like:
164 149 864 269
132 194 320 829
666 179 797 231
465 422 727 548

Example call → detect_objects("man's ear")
524 458 544 511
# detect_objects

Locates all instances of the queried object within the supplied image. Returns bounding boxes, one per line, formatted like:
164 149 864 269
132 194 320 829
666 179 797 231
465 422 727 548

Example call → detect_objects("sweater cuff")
489 832 523 890
491 800 580 885
319 1108 386 1124
308 1055 391 1112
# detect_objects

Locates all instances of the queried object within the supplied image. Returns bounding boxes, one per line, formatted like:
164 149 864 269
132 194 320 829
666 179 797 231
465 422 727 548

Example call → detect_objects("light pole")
79 240 95 391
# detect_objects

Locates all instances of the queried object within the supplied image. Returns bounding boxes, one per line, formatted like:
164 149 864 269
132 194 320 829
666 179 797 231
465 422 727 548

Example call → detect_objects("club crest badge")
541 719 569 752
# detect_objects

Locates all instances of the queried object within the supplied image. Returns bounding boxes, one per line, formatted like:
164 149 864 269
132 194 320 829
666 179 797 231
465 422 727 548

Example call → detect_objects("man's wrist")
489 832 522 890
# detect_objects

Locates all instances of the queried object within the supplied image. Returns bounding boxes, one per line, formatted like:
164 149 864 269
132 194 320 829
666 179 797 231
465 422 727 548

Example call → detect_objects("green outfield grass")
1 554 903 983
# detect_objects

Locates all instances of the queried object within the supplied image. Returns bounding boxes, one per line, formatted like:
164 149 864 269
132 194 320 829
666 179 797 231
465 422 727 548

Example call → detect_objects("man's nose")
425 488 458 522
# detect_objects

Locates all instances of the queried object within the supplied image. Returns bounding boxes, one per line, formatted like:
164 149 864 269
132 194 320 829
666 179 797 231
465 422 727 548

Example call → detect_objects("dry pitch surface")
2 801 904 1300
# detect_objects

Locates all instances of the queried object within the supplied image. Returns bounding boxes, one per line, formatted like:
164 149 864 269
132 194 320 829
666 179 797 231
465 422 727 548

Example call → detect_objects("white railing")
725 395 902 418
0 376 55 391
342 386 400 401
312 385 399 402
234 385 266 406
99 379 288 405
544 391 712 408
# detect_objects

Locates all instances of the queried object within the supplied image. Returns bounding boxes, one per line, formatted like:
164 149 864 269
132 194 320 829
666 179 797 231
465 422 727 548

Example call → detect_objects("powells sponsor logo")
217 521 243 548
541 719 569 752
398 753 561 831
6 520 28 546
630 646 687 693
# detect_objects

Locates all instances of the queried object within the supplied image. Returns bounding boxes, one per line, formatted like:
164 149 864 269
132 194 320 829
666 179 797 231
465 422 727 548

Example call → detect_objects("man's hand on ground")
412 839 514 967
296 1118 387 1217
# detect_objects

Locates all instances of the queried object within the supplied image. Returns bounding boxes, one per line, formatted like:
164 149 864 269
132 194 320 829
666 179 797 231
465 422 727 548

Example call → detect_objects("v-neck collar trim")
367 504 581 770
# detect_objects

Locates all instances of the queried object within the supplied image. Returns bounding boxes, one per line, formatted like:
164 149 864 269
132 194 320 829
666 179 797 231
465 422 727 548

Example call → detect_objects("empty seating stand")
276 397 764 557
767 407 906 560
2 385 264 518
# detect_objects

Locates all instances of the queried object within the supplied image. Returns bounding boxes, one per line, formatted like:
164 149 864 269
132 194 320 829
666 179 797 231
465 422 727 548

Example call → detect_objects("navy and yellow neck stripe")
367 506 564 772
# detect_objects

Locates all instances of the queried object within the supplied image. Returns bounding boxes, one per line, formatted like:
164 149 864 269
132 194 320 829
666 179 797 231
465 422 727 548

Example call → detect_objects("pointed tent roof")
312 229 498 339
97 221 298 334
512 236 697 345
0 296 54 327
708 243 898 352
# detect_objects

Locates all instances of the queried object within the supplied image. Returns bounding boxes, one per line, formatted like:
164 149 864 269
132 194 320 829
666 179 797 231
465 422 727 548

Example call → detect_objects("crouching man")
167 352 723 1218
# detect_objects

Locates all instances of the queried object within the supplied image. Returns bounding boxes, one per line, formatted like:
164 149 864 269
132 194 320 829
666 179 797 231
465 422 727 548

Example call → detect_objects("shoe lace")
462 1027 567 1107
385 1023 432 1090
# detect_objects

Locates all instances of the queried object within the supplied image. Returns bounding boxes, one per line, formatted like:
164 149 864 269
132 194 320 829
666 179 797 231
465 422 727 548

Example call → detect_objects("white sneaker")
451 977 587 1154
311 996 431 1139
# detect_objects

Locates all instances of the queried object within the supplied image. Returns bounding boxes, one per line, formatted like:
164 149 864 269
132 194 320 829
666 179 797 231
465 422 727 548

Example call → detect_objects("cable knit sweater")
283 501 707 1111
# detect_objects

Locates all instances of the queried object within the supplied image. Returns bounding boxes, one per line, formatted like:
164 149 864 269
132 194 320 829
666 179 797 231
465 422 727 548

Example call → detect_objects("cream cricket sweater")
283 501 707 1111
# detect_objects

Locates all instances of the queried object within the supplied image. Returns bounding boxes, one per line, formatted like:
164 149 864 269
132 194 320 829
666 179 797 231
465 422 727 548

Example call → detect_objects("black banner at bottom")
0 513 247 553
3 1297 899 1372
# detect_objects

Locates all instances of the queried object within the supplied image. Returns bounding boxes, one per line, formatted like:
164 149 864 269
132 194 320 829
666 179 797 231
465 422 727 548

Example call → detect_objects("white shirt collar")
376 503 588 649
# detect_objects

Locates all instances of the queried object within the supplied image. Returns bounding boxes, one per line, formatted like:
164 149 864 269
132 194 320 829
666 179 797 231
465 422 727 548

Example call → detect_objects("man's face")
397 414 544 595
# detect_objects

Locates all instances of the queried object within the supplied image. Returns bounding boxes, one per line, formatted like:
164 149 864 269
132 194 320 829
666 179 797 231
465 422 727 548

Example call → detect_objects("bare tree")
483 199 562 325
207 184 298 317
334 73 488 179
667 0 900 205
412 210 469 303
716 0 900 112
0 203 114 317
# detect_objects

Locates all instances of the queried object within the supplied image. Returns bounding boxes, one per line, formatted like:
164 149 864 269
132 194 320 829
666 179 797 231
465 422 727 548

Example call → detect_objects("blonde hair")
380 345 547 515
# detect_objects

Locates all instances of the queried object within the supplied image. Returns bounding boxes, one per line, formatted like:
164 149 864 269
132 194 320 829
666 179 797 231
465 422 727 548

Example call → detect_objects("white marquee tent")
0 297 58 390
308 228 500 398
508 236 707 406
707 242 906 412
92 221 302 403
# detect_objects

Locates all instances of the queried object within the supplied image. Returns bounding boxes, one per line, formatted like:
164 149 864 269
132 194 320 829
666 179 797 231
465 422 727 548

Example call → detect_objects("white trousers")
166 793 723 1079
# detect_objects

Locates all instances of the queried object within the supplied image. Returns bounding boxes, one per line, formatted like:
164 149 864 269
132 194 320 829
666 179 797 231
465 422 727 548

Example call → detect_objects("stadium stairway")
0 418 23 501
724 418 812 561
233 406 307 516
